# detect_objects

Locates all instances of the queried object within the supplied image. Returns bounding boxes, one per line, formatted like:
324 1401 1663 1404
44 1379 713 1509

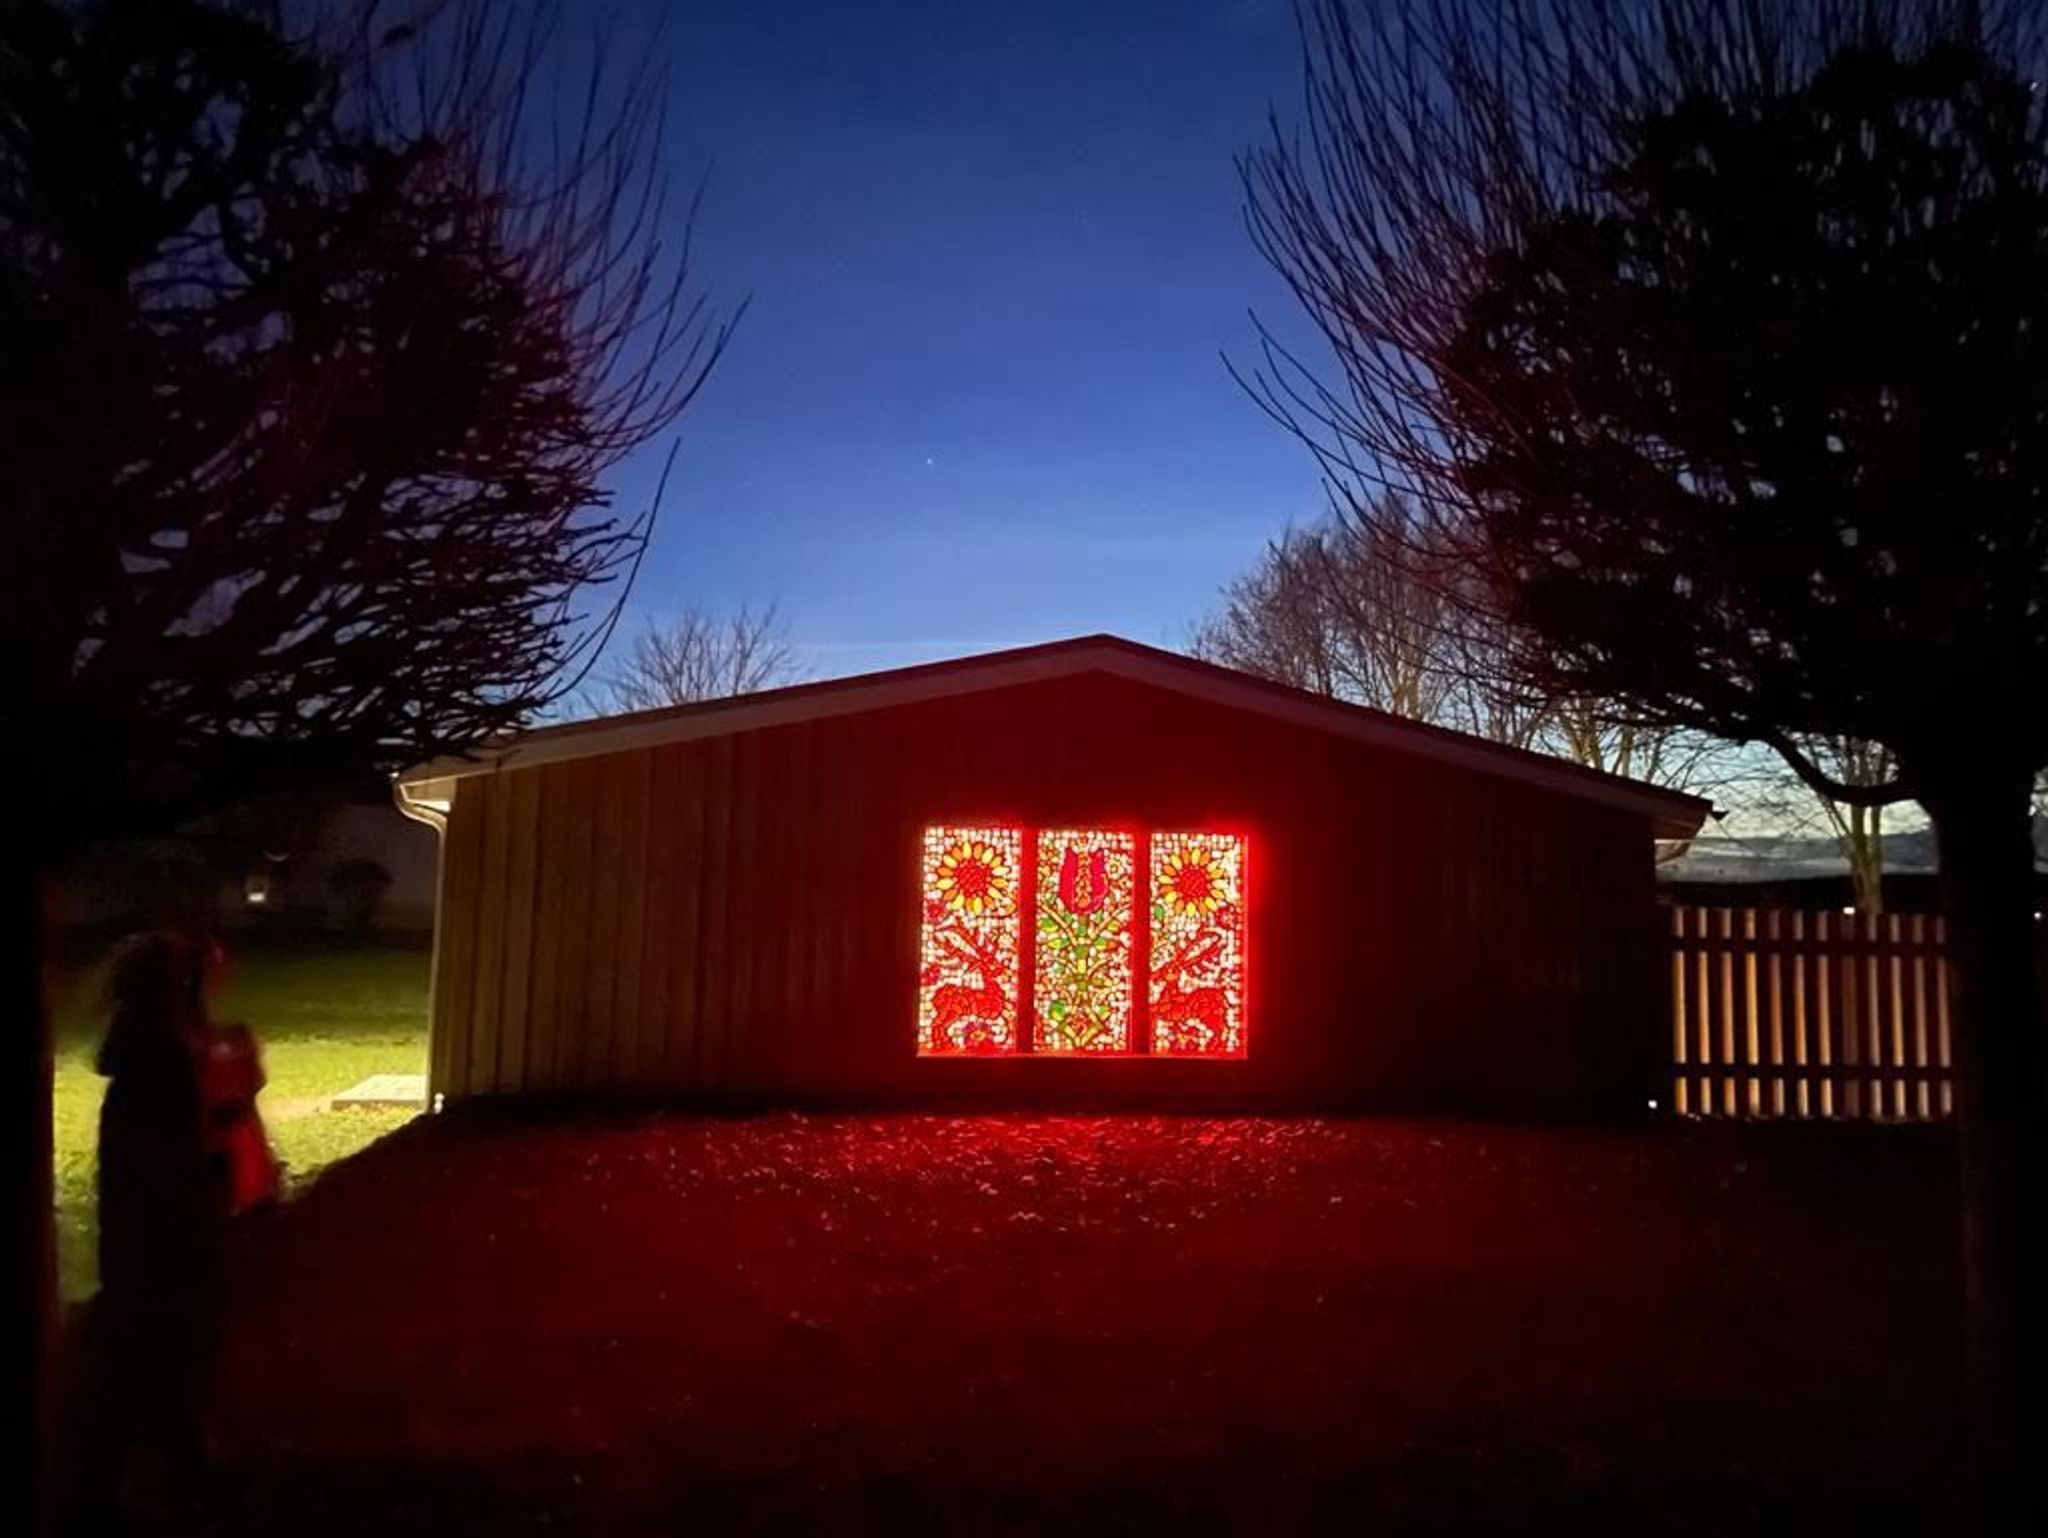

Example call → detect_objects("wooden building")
397 637 1708 1116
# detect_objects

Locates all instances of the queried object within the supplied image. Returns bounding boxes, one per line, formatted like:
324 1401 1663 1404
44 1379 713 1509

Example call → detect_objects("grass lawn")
51 937 430 1300
172 1111 1963 1534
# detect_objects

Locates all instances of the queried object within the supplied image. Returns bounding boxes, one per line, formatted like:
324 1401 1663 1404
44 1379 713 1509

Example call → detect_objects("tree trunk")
1847 804 1884 916
11 847 55 1536
1927 777 2048 1535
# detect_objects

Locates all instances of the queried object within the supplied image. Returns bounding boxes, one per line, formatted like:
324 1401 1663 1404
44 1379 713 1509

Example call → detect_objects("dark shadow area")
72 1112 1964 1534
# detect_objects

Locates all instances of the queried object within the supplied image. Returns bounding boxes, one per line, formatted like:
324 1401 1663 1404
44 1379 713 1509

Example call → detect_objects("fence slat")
1694 906 1715 1115
1671 906 1690 1117
1935 915 1954 1117
1765 908 1786 1117
1843 910 1862 1118
1741 909 1761 1115
1909 914 1930 1121
1790 910 1811 1118
1816 911 1837 1117
1717 908 1737 1116
1666 903 1954 1123
1886 915 1907 1119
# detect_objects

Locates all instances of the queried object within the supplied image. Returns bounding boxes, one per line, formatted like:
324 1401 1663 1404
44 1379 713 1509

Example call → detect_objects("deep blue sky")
603 0 1327 677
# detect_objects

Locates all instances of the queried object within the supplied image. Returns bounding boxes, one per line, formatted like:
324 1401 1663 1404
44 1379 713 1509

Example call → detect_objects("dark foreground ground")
80 1112 1964 1535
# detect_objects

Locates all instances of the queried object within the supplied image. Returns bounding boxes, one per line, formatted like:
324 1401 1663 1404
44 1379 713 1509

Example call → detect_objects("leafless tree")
1196 501 1456 720
2 2 737 1521
1742 737 1902 913
1196 499 1715 787
1544 699 1723 792
1240 2 2048 1517
599 603 808 710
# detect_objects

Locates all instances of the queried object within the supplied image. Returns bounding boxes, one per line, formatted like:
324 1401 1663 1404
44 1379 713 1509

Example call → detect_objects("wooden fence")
1665 906 1953 1121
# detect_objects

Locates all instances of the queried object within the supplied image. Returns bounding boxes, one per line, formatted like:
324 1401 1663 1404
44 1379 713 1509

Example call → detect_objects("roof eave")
397 636 1711 839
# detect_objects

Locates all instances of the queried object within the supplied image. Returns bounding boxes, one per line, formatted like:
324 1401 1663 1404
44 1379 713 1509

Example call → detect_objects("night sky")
608 0 1326 677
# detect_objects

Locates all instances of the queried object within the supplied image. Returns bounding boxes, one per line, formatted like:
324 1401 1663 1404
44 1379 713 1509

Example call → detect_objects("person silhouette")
85 930 248 1511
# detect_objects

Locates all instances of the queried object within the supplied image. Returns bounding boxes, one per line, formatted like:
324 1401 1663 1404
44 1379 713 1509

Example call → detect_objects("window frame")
915 823 1247 1060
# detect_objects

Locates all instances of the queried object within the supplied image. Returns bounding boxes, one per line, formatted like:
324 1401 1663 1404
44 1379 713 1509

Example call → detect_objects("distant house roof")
398 634 1711 838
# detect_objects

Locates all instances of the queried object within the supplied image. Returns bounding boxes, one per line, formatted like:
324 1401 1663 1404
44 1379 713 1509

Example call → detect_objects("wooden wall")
428 672 1662 1115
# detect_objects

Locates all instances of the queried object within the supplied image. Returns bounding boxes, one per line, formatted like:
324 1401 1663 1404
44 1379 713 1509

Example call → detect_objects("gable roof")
398 634 1711 838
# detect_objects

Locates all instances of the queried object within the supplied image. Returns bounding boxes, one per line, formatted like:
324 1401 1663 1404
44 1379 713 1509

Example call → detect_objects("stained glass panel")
1032 829 1136 1053
917 826 1023 1054
1149 832 1247 1056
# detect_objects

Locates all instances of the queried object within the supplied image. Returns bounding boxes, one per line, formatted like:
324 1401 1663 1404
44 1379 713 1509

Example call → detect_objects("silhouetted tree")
1196 499 1712 786
0 0 734 1522
599 602 807 710
1244 1 2046 1522
1196 509 1459 721
1749 737 1901 913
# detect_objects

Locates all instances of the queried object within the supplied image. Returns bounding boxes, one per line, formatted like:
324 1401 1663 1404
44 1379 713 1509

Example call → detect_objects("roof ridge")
399 633 1710 837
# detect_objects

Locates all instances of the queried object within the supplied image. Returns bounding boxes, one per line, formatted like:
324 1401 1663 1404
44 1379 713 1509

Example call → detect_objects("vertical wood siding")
428 673 1663 1114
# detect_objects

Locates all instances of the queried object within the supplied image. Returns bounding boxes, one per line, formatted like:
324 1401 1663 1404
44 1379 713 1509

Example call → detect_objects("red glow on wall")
918 825 1246 1058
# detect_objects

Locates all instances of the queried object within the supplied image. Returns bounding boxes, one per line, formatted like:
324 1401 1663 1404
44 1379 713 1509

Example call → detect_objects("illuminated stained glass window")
917 827 1023 1054
1149 832 1247 1056
1033 829 1136 1053
917 824 1246 1058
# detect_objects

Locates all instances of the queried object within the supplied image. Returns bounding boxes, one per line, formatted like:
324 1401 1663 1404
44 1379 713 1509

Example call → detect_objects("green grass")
51 938 431 1301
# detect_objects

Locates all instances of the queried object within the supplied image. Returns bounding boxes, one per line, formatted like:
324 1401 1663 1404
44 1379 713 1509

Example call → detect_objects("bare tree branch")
1239 4 2048 1504
1236 0 2048 800
2 0 742 840
597 602 809 711
1194 496 1723 790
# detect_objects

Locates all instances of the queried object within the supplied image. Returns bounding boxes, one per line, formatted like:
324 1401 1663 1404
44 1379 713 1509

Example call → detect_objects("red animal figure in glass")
928 928 1010 1051
1150 934 1231 1052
